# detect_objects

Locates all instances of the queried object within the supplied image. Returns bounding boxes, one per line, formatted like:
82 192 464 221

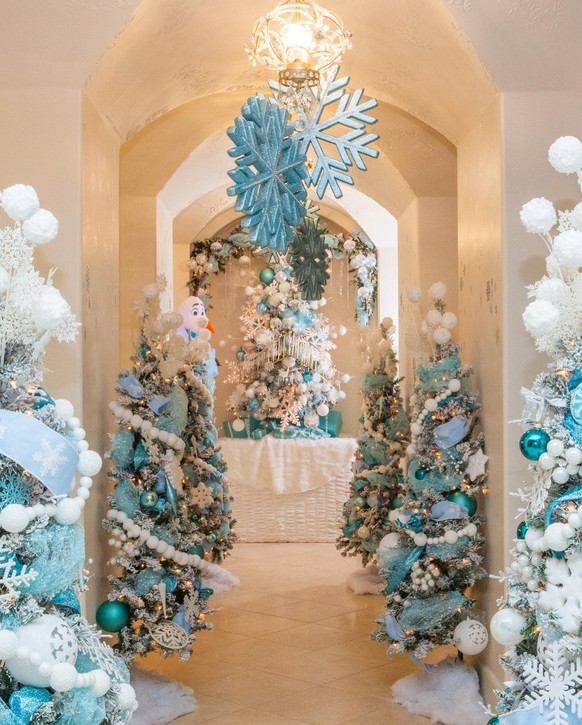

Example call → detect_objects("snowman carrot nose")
206 320 215 333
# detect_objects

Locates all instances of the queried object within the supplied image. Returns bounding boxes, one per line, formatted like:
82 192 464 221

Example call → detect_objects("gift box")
250 426 270 440
318 410 342 437
222 418 260 438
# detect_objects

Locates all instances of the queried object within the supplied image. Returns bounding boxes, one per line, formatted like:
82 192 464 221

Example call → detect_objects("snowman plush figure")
176 295 219 388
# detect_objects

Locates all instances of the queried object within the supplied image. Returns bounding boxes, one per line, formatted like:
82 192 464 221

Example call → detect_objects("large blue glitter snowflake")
270 66 379 199
227 94 308 253
0 467 33 507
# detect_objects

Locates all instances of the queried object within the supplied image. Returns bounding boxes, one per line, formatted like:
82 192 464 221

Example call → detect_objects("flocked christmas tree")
373 283 489 662
226 256 346 437
488 135 582 725
336 318 409 565
99 278 232 661
0 184 137 722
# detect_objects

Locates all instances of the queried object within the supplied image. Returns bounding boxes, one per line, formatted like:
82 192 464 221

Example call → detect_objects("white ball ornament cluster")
410 560 440 592
490 607 526 646
108 401 185 455
406 378 462 457
106 509 208 572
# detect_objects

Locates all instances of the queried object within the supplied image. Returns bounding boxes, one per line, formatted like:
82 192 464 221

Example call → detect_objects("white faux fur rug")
202 563 240 593
346 564 383 595
130 668 197 725
392 657 488 725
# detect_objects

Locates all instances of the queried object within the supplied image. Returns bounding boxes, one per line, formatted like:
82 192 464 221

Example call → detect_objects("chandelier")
245 0 351 90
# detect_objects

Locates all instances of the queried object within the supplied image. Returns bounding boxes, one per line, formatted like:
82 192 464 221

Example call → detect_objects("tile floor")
141 543 432 724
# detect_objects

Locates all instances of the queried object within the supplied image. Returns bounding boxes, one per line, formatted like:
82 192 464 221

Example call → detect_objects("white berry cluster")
406 378 462 457
537 437 582 485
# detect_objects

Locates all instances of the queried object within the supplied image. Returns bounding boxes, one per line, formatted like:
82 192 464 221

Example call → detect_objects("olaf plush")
176 295 215 342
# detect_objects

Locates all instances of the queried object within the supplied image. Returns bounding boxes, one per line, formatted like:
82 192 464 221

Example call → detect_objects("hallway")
143 544 431 724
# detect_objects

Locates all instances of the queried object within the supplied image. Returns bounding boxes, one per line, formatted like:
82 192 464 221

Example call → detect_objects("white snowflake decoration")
190 483 214 509
270 65 379 199
0 543 38 604
538 554 582 634
32 438 67 478
519 641 582 725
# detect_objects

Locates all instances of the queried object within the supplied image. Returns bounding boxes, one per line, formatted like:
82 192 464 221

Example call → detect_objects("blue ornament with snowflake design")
270 65 379 199
227 94 308 253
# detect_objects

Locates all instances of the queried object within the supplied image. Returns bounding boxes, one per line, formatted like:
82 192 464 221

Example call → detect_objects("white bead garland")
408 379 462 451
108 401 186 456
106 509 208 573
522 507 582 554
403 520 478 546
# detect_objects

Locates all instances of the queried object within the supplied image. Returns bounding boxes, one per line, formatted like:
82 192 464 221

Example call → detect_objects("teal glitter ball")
259 268 275 285
487 718 499 725
206 532 217 544
519 428 550 461
188 545 205 558
415 467 428 480
516 521 530 540
96 600 130 633
447 490 477 517
391 495 404 509
140 490 159 509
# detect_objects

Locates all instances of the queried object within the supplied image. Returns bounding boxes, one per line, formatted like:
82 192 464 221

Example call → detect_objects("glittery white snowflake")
520 641 582 725
0 543 38 604
190 483 214 509
32 438 67 477
538 554 582 634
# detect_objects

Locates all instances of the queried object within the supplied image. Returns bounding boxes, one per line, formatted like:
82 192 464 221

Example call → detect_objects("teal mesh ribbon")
2 687 51 724
417 355 461 392
397 590 466 633
378 545 424 593
26 524 85 598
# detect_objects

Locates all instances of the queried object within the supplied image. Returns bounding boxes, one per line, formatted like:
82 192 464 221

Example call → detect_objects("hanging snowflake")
190 483 214 509
227 94 309 254
0 543 38 604
270 65 379 199
517 641 582 725
286 218 330 301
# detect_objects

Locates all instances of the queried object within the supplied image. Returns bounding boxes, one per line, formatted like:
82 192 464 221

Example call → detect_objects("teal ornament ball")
516 521 530 540
206 532 217 544
487 719 499 725
259 268 275 285
447 490 477 516
188 545 205 558
96 600 130 633
415 467 428 481
391 495 404 510
140 490 159 509
519 428 550 460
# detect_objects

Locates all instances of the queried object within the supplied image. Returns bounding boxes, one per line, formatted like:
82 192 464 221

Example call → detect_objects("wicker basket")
230 470 351 543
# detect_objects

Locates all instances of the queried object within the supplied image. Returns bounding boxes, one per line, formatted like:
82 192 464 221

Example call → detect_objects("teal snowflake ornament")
286 218 330 301
0 465 34 508
227 94 309 253
270 66 379 199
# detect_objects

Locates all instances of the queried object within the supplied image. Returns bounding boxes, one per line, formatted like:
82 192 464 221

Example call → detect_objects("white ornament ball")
433 327 451 345
413 533 427 546
453 619 489 655
448 379 461 393
538 453 556 470
1 184 39 221
490 608 526 646
407 287 422 303
410 423 422 436
22 208 59 245
548 135 582 174
441 311 458 330
520 197 557 234
464 523 478 537
118 683 137 710
543 522 570 551
535 276 567 304
77 450 102 476
444 530 459 544
553 229 582 268
425 398 438 413
523 299 560 337
546 438 564 457
525 527 544 549
357 525 370 539
316 403 329 417
378 532 402 551
49 662 78 692
55 498 81 525
34 286 71 331
566 447 582 465
552 467 570 485
0 631 19 660
426 309 442 327
6 615 78 687
428 281 447 300
0 504 29 533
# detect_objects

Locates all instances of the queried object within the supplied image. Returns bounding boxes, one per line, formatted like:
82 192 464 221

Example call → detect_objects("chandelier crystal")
245 0 351 90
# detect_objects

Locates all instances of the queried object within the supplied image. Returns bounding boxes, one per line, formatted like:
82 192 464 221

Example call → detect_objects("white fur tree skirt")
130 668 197 725
201 563 240 593
346 564 383 595
392 657 488 725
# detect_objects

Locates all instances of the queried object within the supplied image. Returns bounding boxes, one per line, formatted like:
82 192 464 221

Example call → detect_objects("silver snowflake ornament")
227 94 308 253
518 641 582 725
270 65 379 199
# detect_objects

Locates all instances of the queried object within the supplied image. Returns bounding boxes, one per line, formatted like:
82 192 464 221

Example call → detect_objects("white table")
220 436 358 543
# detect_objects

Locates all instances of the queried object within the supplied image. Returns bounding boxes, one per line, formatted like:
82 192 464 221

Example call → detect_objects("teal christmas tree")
0 184 136 722
336 318 409 565
373 283 488 662
488 135 582 724
226 262 346 438
100 279 220 661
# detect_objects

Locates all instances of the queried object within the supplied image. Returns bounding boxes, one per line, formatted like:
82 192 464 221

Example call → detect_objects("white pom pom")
425 309 442 326
0 631 19 660
535 277 568 304
1 184 39 221
522 299 560 337
118 683 137 710
544 522 570 551
34 286 71 331
55 499 81 525
548 136 582 174
197 328 211 342
22 208 58 245
519 197 557 233
77 450 102 476
0 266 9 295
316 403 329 417
424 398 438 413
428 281 447 300
444 530 459 544
407 287 422 303
0 504 29 533
142 284 158 300
552 230 582 268
54 399 75 421
448 379 461 392
433 327 451 345
441 311 457 329
49 662 78 692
